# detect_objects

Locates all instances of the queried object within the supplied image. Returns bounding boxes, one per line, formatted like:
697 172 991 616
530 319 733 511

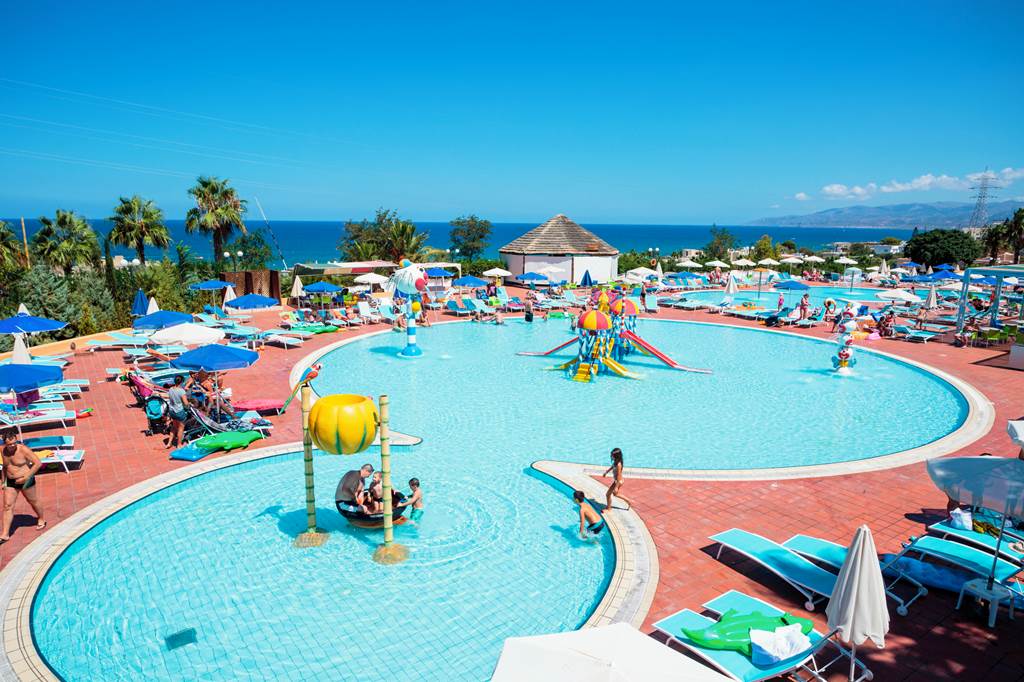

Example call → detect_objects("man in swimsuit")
1 431 45 542
335 464 373 514
397 478 424 523
573 490 603 539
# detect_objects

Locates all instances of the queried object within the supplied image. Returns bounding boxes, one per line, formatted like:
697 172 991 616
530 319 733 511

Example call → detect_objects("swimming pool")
678 285 884 309
30 320 969 680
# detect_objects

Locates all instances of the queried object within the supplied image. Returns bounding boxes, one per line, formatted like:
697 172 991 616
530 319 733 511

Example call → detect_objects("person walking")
602 448 635 512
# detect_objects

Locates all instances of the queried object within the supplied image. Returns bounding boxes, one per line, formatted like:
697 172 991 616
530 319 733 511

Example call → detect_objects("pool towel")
749 624 811 666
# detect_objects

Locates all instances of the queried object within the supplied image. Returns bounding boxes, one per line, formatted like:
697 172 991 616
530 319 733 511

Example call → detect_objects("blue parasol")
130 289 148 317
0 313 67 335
517 272 548 282
579 270 594 287
453 275 488 287
304 281 343 294
774 280 809 290
171 344 258 372
425 267 454 278
133 310 192 330
225 294 278 310
0 363 63 394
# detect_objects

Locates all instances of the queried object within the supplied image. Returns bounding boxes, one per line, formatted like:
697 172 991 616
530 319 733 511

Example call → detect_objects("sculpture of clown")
386 259 428 357
832 309 859 373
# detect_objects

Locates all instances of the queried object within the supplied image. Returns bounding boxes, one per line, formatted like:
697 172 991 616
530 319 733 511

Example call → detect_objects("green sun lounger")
653 590 869 682
928 519 1024 563
711 529 837 611
782 534 926 616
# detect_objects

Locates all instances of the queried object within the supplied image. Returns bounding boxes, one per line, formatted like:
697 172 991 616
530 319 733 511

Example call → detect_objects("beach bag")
950 507 972 530
749 624 811 666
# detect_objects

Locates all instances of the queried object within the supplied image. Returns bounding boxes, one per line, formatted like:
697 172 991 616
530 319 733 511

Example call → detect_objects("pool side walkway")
0 293 1020 680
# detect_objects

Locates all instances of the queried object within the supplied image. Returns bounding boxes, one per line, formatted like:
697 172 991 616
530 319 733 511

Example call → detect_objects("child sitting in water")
573 490 604 540
363 471 384 514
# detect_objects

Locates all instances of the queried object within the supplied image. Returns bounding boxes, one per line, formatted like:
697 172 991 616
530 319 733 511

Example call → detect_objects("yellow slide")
572 362 594 382
602 357 641 379
549 358 577 371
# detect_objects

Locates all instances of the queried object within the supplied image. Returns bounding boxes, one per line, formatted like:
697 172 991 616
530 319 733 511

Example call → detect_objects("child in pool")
573 490 604 539
398 478 424 522
363 471 384 514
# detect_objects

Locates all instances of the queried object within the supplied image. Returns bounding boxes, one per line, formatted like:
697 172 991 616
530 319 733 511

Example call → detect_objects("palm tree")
0 221 21 271
33 210 101 276
108 195 170 265
381 220 428 262
185 176 247 267
982 222 1008 263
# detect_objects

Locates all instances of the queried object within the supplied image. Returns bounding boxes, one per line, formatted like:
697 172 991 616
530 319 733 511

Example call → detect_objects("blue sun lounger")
782 534 926 616
893 325 941 343
927 519 1024 563
892 535 1024 593
653 590 870 682
710 529 838 611
445 300 471 317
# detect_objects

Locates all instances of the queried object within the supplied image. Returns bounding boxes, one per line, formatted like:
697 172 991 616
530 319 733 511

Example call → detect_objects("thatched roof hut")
499 215 619 284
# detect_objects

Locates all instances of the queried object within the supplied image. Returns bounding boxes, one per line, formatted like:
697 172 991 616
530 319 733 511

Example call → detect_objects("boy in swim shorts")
573 490 604 539
399 478 424 522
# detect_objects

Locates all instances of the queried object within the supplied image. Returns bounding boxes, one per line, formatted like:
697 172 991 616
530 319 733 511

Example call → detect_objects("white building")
499 214 619 284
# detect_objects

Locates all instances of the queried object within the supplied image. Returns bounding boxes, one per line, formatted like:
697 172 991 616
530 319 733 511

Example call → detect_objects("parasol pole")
373 394 408 564
987 510 1009 591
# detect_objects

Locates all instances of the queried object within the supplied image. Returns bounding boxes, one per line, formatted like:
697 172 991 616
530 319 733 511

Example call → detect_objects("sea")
9 218 917 267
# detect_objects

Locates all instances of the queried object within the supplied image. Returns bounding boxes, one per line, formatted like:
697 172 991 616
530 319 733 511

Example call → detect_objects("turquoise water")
31 320 967 680
677 285 885 310
32 454 613 681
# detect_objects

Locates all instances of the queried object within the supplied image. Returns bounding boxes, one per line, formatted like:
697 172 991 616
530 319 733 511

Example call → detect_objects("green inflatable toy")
294 323 337 334
193 431 263 452
681 609 813 657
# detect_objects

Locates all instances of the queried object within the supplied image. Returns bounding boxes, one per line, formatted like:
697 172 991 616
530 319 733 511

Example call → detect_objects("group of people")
335 464 424 522
164 370 235 449
571 447 633 540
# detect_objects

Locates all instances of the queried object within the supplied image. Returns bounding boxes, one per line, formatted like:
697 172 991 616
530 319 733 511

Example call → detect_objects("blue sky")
2 1 1022 224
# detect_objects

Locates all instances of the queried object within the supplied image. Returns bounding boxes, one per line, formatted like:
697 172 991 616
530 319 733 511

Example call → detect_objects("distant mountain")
748 200 1023 228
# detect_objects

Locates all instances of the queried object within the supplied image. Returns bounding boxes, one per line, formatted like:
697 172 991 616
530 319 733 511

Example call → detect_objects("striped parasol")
577 310 612 331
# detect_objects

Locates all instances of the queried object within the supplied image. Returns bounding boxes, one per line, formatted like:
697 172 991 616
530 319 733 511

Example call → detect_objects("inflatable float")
336 491 409 528
681 609 813 656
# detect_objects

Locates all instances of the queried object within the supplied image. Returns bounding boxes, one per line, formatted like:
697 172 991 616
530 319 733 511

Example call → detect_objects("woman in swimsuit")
1 431 46 542
602 447 635 513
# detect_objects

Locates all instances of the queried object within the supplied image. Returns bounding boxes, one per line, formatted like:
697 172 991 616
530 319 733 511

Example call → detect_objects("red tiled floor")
3 289 1022 680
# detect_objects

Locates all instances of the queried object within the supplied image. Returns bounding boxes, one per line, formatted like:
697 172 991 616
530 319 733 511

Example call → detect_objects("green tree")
462 258 506 276
750 234 778 261
982 222 1008 262
15 266 78 339
1004 208 1024 264
32 210 101 276
70 271 116 333
107 195 170 265
449 215 492 260
185 176 247 267
225 228 273 270
338 209 427 262
103 236 117 296
703 226 735 261
903 229 982 267
134 258 188 312
880 236 902 245
779 239 797 253
617 250 650 273
0 220 22 271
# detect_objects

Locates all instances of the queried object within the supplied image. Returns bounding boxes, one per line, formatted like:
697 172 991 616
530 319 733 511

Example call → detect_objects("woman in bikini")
1 431 46 542
602 447 635 512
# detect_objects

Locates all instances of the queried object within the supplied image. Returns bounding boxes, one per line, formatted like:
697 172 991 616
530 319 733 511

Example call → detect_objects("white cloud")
821 182 876 200
794 192 811 201
880 173 966 193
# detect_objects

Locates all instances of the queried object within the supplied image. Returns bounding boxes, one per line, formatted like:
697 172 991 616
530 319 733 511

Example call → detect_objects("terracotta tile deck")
3 289 1023 681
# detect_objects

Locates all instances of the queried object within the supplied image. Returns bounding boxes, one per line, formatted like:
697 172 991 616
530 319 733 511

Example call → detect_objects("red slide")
516 337 577 357
621 331 712 374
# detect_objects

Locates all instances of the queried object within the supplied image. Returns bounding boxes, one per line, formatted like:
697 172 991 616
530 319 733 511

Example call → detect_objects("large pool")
31 320 968 680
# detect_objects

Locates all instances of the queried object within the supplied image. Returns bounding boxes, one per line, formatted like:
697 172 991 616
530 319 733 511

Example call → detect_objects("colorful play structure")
387 259 429 358
833 309 858 373
521 292 711 381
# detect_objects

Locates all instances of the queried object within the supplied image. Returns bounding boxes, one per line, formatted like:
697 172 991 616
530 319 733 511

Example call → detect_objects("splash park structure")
520 296 711 381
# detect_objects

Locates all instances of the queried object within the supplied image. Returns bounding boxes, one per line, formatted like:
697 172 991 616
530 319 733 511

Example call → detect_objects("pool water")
678 285 884 310
31 320 967 680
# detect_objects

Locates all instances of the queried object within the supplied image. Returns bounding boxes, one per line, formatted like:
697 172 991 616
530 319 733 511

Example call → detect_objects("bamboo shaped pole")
373 394 408 563
294 383 327 547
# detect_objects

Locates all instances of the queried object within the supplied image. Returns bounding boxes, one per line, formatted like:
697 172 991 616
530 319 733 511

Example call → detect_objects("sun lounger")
710 528 838 611
892 535 1024 592
445 300 472 317
893 325 941 343
23 435 74 450
0 409 76 434
378 303 399 322
782 534 926 615
261 333 304 349
39 449 85 474
707 297 733 314
469 298 496 314
644 295 659 313
205 305 250 322
927 519 1024 563
357 301 383 323
653 589 870 682
232 398 287 415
